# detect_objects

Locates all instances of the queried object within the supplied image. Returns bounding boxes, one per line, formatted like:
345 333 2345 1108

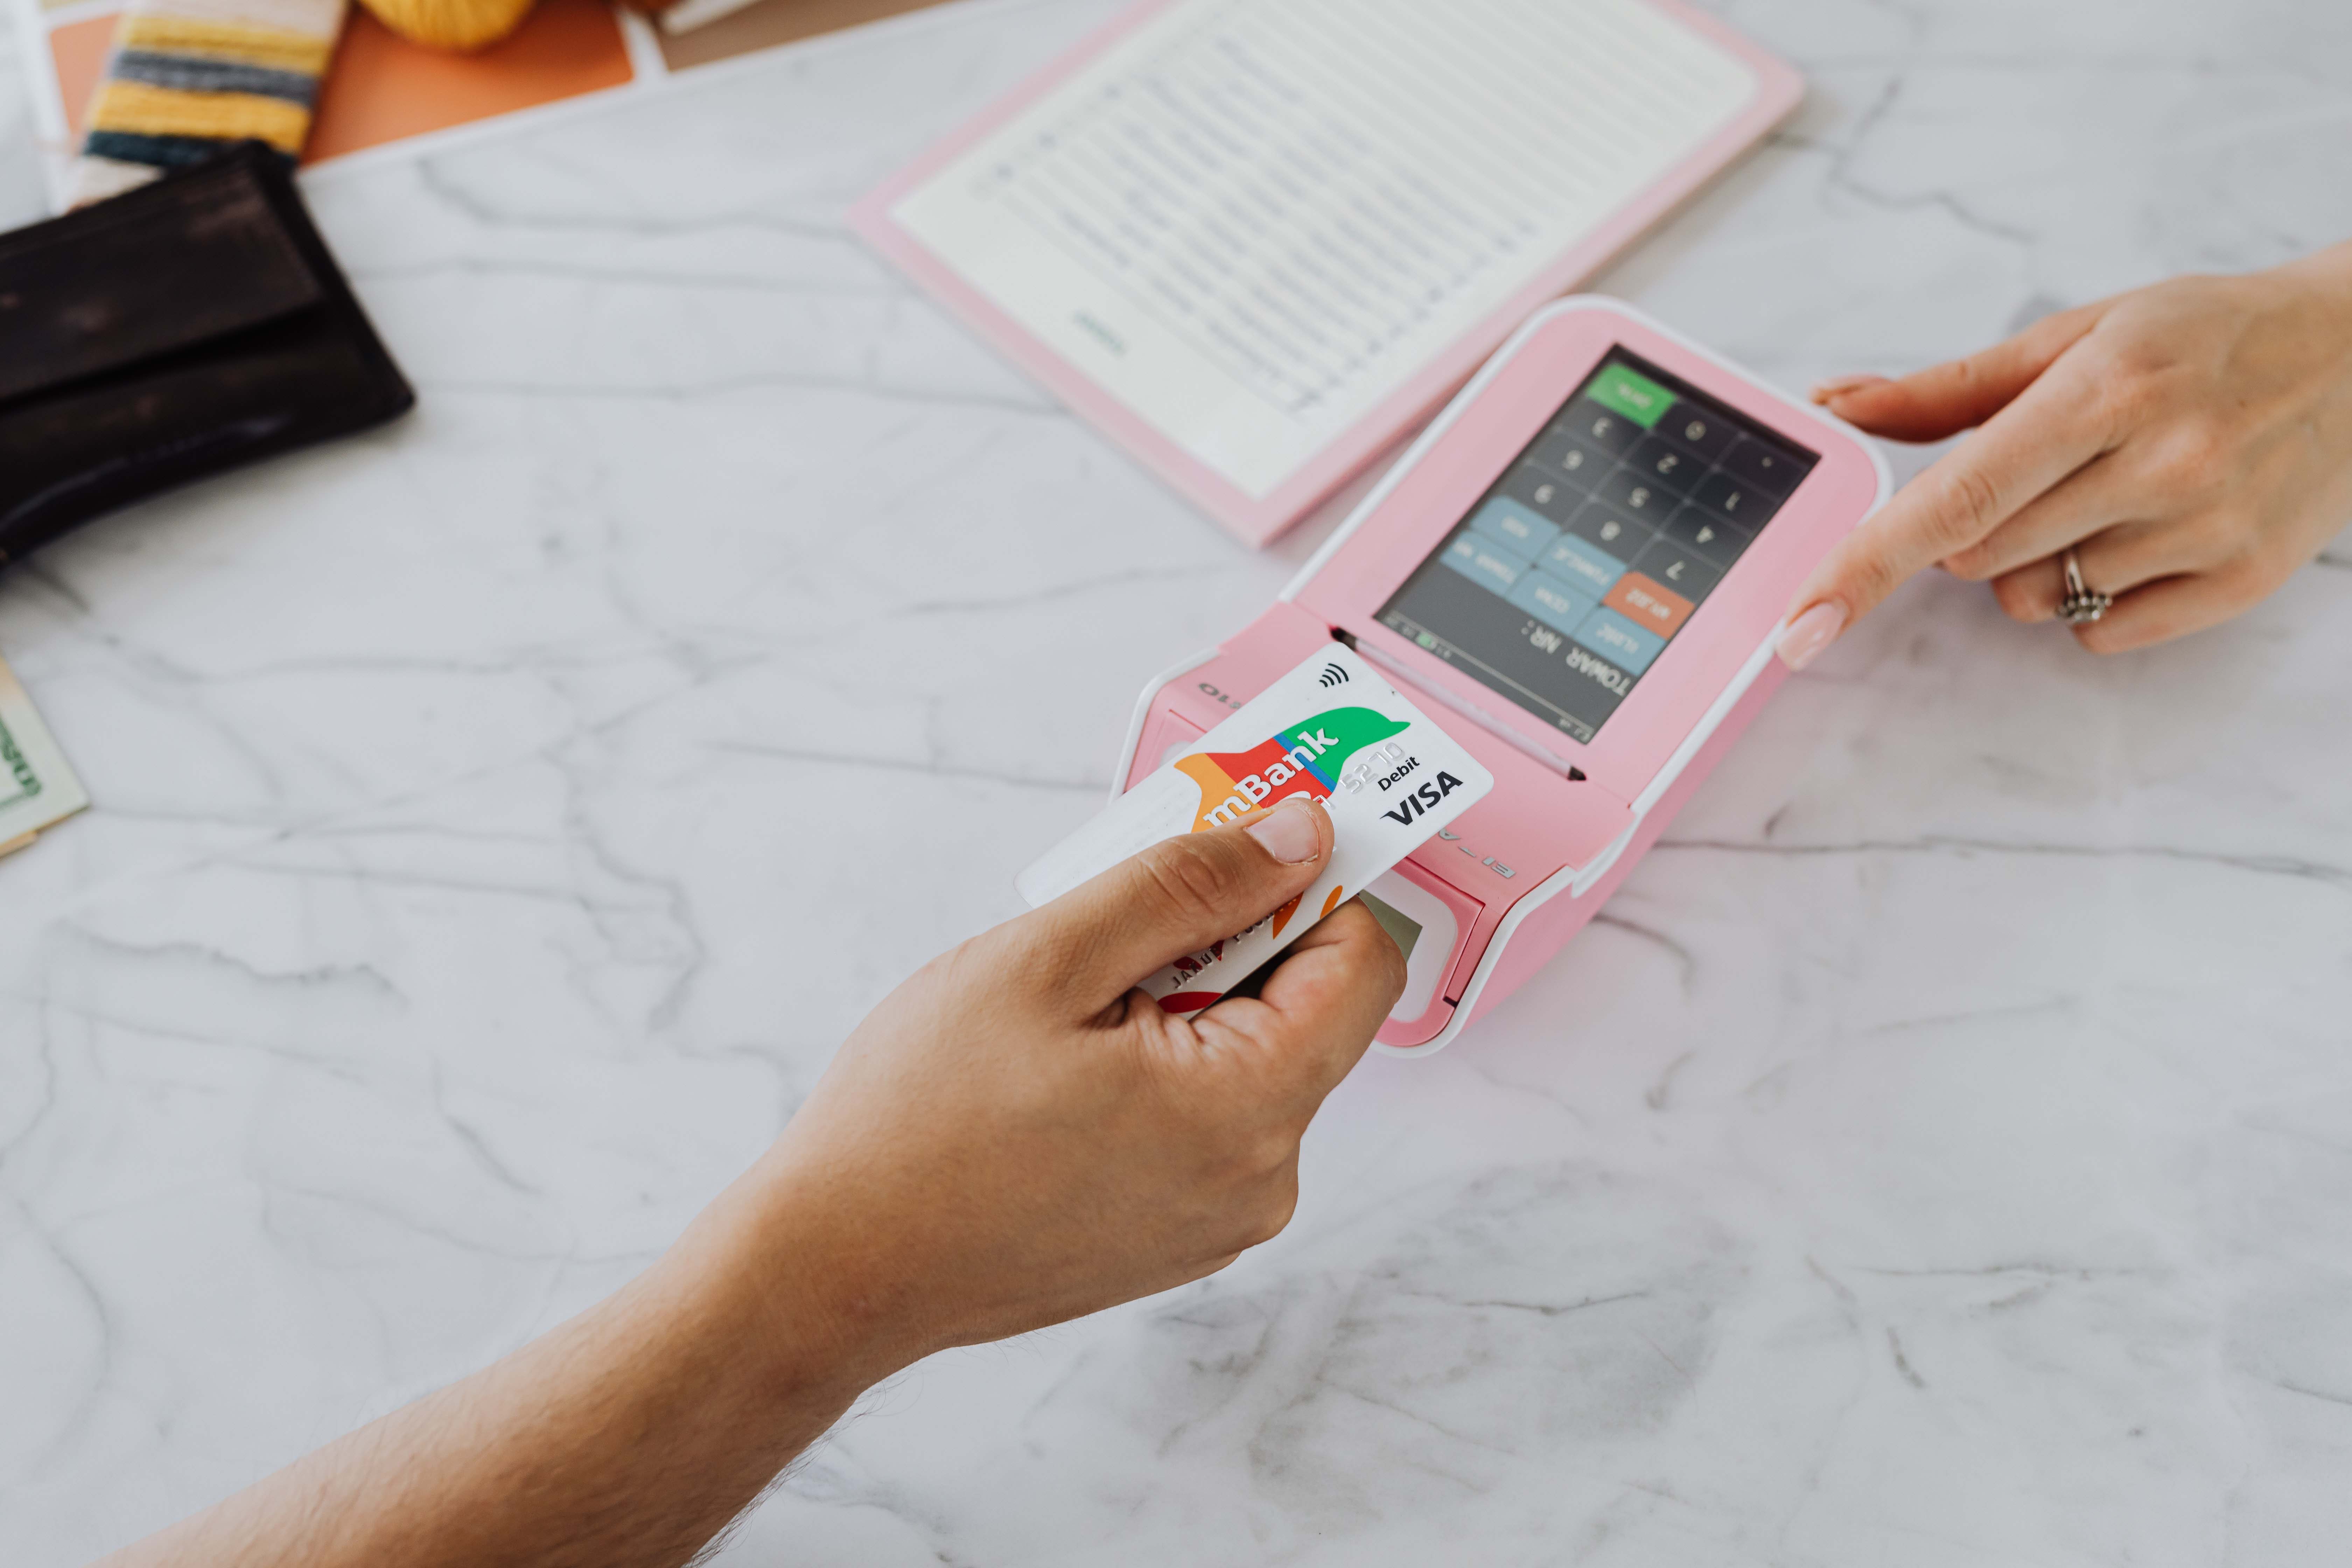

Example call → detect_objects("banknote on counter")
0 656 87 856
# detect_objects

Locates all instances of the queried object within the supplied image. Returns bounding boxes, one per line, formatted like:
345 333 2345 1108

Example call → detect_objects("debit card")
1017 643 1492 1014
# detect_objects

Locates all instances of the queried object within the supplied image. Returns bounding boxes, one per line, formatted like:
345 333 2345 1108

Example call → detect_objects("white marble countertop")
6 1 2352 1561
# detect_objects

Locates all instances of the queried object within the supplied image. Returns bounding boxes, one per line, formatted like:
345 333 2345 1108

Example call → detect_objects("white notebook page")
890 0 1761 500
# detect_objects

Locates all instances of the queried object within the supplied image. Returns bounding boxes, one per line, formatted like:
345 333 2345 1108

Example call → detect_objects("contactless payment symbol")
1172 706 1408 832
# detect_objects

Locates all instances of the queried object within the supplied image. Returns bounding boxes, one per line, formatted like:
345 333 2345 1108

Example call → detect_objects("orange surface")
51 0 635 163
1601 573 1696 637
308 0 633 161
50 13 114 136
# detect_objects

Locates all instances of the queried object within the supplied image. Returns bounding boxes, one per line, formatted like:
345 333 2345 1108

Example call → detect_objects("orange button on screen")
1601 573 1694 636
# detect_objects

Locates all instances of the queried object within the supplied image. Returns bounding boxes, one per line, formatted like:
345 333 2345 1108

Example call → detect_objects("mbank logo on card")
1172 706 1408 831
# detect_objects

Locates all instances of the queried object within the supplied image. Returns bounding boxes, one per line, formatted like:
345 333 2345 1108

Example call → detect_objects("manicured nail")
1245 798 1322 864
1777 601 1848 671
1809 373 1889 405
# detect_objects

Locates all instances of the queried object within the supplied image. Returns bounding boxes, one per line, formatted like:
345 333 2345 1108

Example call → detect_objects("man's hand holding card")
1020 645 1493 1014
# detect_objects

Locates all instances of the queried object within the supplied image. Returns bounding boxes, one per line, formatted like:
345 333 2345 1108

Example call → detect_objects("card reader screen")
1376 349 1818 746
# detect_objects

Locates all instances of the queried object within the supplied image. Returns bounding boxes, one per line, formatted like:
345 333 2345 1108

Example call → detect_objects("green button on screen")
1587 363 1674 428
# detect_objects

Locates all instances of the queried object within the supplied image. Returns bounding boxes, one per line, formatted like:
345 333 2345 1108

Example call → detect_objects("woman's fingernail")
1245 798 1322 864
1777 601 1848 671
1810 373 1889 404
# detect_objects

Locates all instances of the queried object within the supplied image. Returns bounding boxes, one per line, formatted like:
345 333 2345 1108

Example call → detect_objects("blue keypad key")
1506 570 1599 636
1574 607 1668 674
1538 532 1627 598
1437 533 1530 595
1468 497 1562 558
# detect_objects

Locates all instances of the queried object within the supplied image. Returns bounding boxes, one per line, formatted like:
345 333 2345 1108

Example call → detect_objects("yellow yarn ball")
357 0 536 51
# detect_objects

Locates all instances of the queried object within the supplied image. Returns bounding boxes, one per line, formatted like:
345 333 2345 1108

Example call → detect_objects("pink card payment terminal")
1113 298 1891 1055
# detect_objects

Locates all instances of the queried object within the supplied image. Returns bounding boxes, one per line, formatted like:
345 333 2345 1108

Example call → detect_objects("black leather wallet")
0 142 414 565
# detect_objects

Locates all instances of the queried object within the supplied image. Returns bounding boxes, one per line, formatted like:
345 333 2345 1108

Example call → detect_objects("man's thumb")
1033 796 1332 1017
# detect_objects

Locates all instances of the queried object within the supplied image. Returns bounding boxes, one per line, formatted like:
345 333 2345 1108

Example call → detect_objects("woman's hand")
1776 240 2352 665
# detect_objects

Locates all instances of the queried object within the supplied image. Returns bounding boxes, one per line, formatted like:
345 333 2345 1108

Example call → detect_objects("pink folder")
852 0 1803 548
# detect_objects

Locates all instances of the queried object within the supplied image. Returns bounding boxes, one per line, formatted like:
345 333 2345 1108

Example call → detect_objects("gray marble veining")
3 1 2350 1561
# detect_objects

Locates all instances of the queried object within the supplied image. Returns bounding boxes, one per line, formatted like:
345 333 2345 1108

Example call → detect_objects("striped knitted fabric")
71 0 346 206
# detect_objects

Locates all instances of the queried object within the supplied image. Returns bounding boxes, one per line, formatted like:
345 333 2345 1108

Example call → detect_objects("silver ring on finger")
2059 547 2113 625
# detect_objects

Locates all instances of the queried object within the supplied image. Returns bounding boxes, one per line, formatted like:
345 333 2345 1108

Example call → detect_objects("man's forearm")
101 1177 881 1568
96 800 1395 1567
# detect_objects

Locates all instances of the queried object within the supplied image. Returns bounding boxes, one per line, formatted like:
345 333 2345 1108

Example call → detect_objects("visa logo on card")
1017 644 1493 1014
